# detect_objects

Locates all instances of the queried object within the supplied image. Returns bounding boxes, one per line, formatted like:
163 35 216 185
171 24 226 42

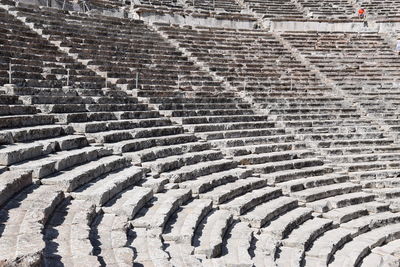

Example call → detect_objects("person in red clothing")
358 8 366 19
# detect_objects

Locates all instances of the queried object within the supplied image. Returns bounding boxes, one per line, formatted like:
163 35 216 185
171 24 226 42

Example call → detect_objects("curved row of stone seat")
184 0 243 13
297 0 357 19
357 0 400 19
243 0 305 19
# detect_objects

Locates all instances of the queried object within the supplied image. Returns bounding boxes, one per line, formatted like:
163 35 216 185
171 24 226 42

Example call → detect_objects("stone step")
179 167 253 194
132 189 192 236
102 186 154 220
20 95 94 105
71 165 145 206
71 118 172 133
186 121 275 133
43 199 99 266
110 134 197 154
194 209 233 259
241 196 298 228
301 132 385 142
262 207 313 240
292 125 380 135
361 177 400 189
0 170 32 207
219 186 282 216
235 149 314 165
252 233 278 267
277 113 361 121
320 144 400 156
317 138 394 148
323 202 389 223
0 185 64 265
91 213 134 266
0 114 54 129
276 173 349 194
167 244 202 267
162 108 255 118
88 125 184 143
340 211 400 233
351 168 400 181
340 161 400 173
161 159 238 183
328 152 400 164
142 149 223 173
5 87 103 97
163 198 213 244
54 110 160 124
196 128 286 141
130 228 171 267
38 104 87 114
330 224 400 267
269 107 357 115
264 103 345 109
307 191 377 213
0 95 21 104
283 217 334 249
0 124 65 144
86 103 148 112
290 182 362 203
210 134 296 148
199 177 269 205
9 146 110 179
0 104 38 116
127 141 210 163
277 218 333 266
157 102 252 111
361 240 400 267
367 187 400 200
251 97 343 105
305 228 355 266
222 141 307 157
148 97 243 104
175 114 269 125
220 222 253 267
0 135 88 166
284 119 373 128
41 155 130 192
262 165 333 184
251 158 325 174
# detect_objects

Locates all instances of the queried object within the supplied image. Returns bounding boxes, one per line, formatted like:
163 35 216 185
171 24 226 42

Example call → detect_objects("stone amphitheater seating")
297 0 357 19
184 0 243 13
0 8 105 89
1 0 400 266
243 0 305 19
281 31 400 177
135 0 182 8
357 0 400 19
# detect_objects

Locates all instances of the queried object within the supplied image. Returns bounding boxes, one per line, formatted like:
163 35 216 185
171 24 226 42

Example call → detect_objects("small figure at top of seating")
358 8 366 19
396 39 400 55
